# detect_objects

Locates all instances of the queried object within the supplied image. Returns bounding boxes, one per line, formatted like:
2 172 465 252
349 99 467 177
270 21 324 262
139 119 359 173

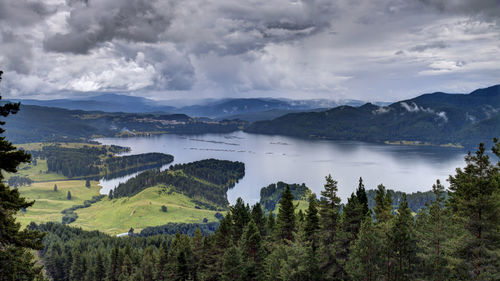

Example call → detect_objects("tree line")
112 159 245 208
32 139 500 281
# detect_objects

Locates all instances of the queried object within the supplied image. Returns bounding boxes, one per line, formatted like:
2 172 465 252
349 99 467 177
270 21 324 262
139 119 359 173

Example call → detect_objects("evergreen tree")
240 219 265 281
107 246 121 281
141 247 155 281
319 174 341 244
54 184 58 192
277 185 295 241
374 184 392 223
93 251 106 281
231 197 250 242
390 194 418 281
251 202 266 236
447 142 500 279
416 179 450 280
356 177 369 216
0 70 45 281
67 190 72 200
346 217 383 281
304 193 320 249
108 189 113 199
85 179 91 188
266 211 275 236
318 174 341 279
221 245 241 281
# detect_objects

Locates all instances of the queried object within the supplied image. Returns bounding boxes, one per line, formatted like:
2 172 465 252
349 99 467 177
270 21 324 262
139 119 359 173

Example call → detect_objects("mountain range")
16 94 374 120
246 84 500 148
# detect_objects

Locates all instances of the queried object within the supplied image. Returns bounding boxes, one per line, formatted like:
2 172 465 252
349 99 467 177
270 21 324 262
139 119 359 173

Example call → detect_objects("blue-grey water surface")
97 131 466 205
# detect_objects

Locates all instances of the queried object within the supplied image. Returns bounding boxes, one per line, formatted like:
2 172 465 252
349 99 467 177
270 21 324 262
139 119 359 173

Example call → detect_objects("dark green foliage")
53 184 57 192
366 188 439 213
113 159 245 208
356 177 369 216
277 185 295 241
304 193 319 247
27 139 500 281
3 103 246 143
390 194 418 280
259 181 308 211
61 195 105 224
7 175 33 188
161 205 168 212
40 145 172 179
140 222 220 237
66 190 72 200
246 85 500 148
0 70 45 280
447 141 500 279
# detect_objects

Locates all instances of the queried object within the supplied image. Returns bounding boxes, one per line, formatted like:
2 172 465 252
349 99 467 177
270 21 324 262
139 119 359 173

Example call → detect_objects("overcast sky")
0 0 499 102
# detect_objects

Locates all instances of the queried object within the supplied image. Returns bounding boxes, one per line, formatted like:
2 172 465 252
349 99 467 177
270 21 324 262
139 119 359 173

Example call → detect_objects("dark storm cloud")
0 0 55 27
43 0 175 54
43 0 337 55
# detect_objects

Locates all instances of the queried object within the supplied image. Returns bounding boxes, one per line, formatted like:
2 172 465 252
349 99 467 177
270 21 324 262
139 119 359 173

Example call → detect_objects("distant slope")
246 85 500 148
1 104 245 143
18 93 175 113
176 98 367 118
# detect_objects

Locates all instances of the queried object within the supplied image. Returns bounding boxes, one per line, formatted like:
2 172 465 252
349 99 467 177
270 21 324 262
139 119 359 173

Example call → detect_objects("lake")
97 131 467 205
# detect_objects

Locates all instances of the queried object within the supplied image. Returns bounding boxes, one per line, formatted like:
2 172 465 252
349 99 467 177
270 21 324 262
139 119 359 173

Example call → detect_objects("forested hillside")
28 145 173 179
246 85 500 148
113 159 245 208
33 139 500 281
1 104 245 143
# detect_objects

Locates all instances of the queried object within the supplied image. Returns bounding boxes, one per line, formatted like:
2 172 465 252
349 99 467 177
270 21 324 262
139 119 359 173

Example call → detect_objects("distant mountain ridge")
246 84 500 148
15 94 376 119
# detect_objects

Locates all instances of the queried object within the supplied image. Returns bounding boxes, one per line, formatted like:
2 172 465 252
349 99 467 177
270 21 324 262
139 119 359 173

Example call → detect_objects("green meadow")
16 180 101 227
73 186 221 235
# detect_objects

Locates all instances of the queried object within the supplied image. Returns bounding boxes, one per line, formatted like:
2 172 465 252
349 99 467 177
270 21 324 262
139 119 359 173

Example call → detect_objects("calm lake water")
97 131 467 205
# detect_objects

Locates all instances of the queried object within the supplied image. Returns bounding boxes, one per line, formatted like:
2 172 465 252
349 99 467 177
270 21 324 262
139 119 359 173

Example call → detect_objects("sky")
0 0 499 102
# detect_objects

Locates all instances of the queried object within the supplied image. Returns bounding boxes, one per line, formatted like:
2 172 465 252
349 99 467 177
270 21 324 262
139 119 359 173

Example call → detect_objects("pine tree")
156 243 169 281
390 194 418 281
447 142 500 279
67 190 72 200
267 211 275 236
54 184 58 192
356 177 369 216
221 245 241 281
346 217 383 281
318 174 341 278
251 202 266 236
319 174 341 244
231 197 250 242
416 179 449 280
107 246 121 281
85 179 91 188
277 185 295 241
108 189 113 199
0 70 45 281
374 184 392 223
93 251 106 281
304 193 320 249
141 247 155 281
240 219 265 281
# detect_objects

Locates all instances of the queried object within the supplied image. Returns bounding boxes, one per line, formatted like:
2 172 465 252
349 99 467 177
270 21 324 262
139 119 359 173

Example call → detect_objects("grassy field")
7 158 68 182
73 186 221 235
16 180 101 227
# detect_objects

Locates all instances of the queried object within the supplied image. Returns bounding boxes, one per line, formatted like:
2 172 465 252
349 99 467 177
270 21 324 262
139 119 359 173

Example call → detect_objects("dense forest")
259 182 309 211
246 85 500 148
31 140 500 281
34 145 173 179
112 159 245 208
